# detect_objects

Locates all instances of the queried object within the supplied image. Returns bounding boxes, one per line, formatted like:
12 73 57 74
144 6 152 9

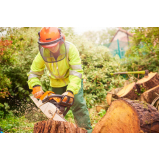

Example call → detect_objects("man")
27 27 92 133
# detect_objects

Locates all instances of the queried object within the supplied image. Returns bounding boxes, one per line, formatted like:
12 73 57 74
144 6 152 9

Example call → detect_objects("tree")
123 27 159 73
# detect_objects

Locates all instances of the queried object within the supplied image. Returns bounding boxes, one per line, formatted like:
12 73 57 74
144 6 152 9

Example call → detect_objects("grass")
0 112 34 133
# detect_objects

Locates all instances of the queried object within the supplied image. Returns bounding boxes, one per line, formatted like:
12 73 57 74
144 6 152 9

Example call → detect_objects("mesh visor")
39 40 66 63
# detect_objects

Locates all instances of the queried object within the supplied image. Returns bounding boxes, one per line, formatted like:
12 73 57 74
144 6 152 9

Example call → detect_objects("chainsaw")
30 91 74 122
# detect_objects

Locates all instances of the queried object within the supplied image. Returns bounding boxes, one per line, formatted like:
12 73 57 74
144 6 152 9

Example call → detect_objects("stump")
139 85 159 104
34 120 87 133
92 99 159 133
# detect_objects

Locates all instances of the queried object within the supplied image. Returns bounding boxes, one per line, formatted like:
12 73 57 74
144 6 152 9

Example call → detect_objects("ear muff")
61 33 65 41
58 28 65 41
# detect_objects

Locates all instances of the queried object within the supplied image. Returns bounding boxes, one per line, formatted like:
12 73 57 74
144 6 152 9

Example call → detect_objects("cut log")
34 120 87 133
139 85 159 104
92 99 159 133
137 72 159 91
117 82 139 100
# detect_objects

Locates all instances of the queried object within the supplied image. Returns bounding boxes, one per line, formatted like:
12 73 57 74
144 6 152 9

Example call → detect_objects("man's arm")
67 43 83 95
27 52 45 89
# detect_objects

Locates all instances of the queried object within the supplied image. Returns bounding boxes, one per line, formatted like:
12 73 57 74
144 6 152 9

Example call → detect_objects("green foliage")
81 48 126 108
123 27 159 74
0 111 34 133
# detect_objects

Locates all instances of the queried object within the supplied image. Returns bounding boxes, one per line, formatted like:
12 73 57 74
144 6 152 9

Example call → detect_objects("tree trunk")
34 120 87 133
139 85 159 104
92 99 159 133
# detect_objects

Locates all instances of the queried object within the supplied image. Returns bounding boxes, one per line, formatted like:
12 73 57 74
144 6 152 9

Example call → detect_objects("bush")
0 27 41 118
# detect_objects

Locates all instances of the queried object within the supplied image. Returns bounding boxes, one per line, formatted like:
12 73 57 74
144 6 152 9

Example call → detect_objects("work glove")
62 91 74 104
32 85 44 99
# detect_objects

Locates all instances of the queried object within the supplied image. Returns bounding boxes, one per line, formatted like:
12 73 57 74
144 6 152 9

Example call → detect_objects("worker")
27 27 92 133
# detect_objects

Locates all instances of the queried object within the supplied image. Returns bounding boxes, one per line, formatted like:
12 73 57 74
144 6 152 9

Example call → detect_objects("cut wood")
92 99 159 133
117 82 139 100
137 72 159 91
106 93 112 105
34 120 87 133
139 85 159 104
106 88 122 105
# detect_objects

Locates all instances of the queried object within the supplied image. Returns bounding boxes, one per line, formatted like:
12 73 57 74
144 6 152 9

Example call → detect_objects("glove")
62 91 74 104
32 85 44 99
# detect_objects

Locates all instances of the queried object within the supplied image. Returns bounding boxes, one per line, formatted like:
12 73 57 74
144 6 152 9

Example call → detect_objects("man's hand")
62 91 74 104
32 85 44 99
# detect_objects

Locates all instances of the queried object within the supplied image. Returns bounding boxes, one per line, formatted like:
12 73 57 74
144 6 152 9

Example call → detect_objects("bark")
92 99 159 133
34 120 87 133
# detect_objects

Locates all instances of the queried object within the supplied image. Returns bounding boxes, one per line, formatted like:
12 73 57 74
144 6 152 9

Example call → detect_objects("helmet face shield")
39 40 66 63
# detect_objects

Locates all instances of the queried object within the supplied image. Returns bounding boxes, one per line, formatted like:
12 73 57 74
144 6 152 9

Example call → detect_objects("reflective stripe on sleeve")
28 74 41 80
70 65 82 70
69 70 82 79
29 70 44 75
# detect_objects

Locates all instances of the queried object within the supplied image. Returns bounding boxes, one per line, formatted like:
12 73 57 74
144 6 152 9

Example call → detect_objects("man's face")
48 43 59 53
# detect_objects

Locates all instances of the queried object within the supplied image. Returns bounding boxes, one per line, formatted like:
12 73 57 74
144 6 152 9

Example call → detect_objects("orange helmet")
38 27 65 48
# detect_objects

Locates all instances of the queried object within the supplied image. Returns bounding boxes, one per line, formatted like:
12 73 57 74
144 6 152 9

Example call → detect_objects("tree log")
111 73 159 101
34 120 87 133
92 99 159 133
139 85 159 104
117 82 139 100
137 72 159 91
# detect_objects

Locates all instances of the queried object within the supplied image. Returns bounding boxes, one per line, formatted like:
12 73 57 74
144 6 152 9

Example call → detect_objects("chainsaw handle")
42 94 63 103
42 94 74 107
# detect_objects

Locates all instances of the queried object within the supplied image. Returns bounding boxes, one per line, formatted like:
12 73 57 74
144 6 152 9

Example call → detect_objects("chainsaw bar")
30 95 67 122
